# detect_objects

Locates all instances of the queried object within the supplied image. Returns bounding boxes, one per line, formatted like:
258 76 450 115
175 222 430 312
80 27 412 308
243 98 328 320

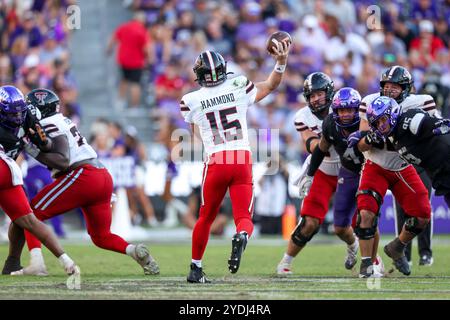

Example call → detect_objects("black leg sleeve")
417 167 433 257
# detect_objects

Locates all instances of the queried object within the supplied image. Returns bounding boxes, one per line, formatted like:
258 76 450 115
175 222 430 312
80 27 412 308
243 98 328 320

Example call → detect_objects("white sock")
125 244 136 258
30 248 44 265
192 259 202 268
58 253 74 269
349 239 358 248
282 253 294 264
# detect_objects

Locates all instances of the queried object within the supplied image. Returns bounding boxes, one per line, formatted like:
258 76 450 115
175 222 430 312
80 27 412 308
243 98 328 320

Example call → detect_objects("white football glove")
299 174 314 199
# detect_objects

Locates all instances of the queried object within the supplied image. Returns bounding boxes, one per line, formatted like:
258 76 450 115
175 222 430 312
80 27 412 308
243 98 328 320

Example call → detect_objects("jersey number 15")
206 107 243 145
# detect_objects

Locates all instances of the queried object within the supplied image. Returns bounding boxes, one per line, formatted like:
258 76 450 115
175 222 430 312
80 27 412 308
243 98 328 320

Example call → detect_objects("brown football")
266 31 292 54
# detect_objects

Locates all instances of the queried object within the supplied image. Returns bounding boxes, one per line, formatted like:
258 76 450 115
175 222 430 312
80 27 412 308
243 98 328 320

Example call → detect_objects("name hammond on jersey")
201 93 236 110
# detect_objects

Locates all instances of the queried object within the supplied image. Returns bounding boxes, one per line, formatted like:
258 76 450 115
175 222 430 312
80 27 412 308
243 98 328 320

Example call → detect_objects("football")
266 31 292 54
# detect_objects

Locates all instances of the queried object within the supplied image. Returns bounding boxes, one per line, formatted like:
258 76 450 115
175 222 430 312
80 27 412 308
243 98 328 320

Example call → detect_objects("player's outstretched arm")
254 40 290 103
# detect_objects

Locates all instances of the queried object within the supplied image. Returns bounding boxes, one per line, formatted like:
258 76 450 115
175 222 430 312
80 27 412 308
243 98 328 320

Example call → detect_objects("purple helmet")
0 85 28 130
331 87 361 128
366 96 401 138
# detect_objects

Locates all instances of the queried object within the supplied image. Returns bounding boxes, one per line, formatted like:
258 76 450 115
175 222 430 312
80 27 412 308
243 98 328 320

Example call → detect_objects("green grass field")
1 236 450 300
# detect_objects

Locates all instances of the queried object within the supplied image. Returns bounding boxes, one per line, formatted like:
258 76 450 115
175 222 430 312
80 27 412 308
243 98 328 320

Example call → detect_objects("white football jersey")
41 114 97 175
294 106 340 176
181 76 257 156
359 93 438 170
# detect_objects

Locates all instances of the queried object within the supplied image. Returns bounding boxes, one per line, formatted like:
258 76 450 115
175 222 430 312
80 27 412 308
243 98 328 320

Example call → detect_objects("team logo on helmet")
34 91 48 105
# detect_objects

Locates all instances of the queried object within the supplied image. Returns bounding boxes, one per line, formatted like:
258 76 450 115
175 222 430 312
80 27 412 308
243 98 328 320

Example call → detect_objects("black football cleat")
2 256 22 275
187 263 210 283
419 255 433 266
228 232 248 274
384 240 411 276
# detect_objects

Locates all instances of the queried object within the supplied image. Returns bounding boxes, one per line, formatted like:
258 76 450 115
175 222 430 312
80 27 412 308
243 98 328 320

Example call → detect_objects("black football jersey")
0 126 24 160
390 109 450 175
321 114 365 173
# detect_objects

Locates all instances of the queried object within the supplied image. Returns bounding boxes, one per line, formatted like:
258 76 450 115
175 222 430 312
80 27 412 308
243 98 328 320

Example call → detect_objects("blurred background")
0 0 450 242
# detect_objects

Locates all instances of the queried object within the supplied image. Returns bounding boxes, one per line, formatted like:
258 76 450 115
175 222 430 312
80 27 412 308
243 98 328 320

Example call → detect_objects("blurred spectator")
9 11 42 49
410 0 440 21
254 158 289 235
124 125 158 227
324 0 357 30
409 19 446 68
180 186 231 236
435 17 450 48
373 27 408 66
293 14 328 56
107 11 150 108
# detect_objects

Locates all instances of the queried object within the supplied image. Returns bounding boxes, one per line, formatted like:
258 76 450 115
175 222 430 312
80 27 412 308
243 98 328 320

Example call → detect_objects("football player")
367 96 450 209
0 85 79 277
280 87 385 276
9 88 159 276
347 66 434 277
277 79 360 276
182 42 290 283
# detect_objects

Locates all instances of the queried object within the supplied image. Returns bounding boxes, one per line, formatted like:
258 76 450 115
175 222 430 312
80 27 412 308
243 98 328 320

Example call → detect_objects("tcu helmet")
193 51 228 87
0 85 28 129
380 65 413 104
366 96 401 138
26 88 60 119
303 72 334 117
331 87 361 128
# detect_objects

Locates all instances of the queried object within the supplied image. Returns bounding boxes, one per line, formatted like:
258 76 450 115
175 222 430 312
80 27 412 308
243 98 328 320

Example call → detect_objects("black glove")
364 131 383 145
28 122 49 148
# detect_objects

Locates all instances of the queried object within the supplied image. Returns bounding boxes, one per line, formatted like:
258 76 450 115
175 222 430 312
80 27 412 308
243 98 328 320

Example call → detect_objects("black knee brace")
404 216 425 236
291 217 320 247
354 212 378 240
356 189 383 213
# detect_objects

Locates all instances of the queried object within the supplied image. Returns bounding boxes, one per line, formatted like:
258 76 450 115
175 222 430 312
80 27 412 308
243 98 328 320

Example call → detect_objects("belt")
54 158 105 178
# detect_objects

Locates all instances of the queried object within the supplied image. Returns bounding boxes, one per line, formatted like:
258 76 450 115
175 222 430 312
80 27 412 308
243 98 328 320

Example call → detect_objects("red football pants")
357 160 431 218
192 150 254 260
300 169 338 224
0 159 33 221
24 164 129 253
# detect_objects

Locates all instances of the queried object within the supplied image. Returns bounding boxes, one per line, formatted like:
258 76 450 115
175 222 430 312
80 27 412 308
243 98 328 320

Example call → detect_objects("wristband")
274 63 286 73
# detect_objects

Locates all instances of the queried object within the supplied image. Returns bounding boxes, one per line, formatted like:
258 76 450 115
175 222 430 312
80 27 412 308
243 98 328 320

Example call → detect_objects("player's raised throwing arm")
254 40 290 103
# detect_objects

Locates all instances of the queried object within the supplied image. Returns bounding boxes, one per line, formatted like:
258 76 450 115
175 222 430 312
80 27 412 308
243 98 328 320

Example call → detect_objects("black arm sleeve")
307 145 327 176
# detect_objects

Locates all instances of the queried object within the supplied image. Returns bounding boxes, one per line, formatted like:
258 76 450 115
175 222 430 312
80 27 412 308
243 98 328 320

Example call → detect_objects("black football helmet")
193 51 227 87
303 72 334 118
26 88 60 119
380 65 413 104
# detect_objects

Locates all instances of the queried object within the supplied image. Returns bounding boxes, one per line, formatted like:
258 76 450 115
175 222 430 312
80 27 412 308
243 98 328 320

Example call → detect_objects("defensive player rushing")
278 87 384 276
7 88 159 276
0 85 79 277
181 42 290 283
276 75 360 275
366 96 450 208
348 66 434 277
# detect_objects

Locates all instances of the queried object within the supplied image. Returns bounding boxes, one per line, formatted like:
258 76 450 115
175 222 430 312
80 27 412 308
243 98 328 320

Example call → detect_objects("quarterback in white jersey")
12 88 160 277
347 66 432 278
183 44 291 283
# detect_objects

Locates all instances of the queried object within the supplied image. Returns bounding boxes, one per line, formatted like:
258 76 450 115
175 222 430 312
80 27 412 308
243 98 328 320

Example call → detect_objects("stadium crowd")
1 0 450 238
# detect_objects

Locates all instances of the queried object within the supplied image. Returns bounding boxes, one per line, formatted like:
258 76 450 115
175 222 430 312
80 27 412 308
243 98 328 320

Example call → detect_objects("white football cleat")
276 261 293 275
345 238 359 270
11 263 48 276
134 244 160 275
373 255 385 275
